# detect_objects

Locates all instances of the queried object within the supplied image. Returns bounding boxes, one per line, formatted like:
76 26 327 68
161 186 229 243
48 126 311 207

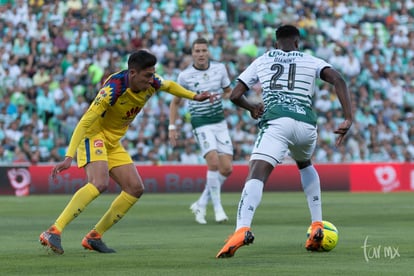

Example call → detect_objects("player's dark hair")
128 50 157 71
275 25 300 40
192 37 209 49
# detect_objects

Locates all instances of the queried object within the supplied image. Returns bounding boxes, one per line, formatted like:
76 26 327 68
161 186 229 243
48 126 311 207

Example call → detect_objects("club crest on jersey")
99 89 107 97
203 73 209 81
94 87 110 105
94 139 104 148
95 149 103 155
94 97 102 106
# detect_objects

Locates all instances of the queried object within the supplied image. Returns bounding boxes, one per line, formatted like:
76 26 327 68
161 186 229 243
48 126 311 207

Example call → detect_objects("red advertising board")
350 163 414 192
0 166 31 196
16 163 414 195
21 164 349 195
5 163 414 196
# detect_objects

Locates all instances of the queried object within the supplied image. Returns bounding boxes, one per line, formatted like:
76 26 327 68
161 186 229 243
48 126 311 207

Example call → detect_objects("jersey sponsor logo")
268 50 303 58
125 106 141 118
295 105 306 115
94 139 104 148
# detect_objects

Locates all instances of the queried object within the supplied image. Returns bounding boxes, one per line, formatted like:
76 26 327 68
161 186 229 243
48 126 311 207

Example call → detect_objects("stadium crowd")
1 0 414 165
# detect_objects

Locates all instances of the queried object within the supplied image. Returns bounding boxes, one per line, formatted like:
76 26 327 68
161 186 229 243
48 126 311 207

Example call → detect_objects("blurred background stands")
0 0 414 164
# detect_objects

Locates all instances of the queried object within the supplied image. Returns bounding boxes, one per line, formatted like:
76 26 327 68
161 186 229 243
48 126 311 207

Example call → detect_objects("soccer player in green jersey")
169 38 233 224
216 25 353 258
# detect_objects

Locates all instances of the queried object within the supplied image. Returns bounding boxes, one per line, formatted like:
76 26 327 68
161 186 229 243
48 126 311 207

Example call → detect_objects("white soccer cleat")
190 202 207 224
215 208 228 223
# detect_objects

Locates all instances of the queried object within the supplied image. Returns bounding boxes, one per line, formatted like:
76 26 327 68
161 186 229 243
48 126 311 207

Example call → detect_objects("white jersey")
177 61 231 128
238 49 331 126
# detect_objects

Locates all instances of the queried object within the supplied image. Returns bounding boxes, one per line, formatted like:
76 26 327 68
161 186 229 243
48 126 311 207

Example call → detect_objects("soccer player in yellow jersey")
39 50 214 254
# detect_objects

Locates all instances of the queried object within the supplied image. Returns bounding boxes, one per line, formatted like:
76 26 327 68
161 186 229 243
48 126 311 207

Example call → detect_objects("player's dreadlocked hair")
128 50 157 71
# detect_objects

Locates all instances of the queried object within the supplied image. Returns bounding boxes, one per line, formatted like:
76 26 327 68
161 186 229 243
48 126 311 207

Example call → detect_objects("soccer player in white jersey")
216 25 353 258
169 38 233 224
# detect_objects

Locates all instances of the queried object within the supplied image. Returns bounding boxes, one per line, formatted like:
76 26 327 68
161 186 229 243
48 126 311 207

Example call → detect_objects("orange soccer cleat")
216 227 254 258
305 221 324 251
82 230 116 253
39 226 64 255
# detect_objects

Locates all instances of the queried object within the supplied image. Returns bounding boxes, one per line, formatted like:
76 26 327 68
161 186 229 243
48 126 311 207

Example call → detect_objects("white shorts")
250 117 317 167
193 120 234 157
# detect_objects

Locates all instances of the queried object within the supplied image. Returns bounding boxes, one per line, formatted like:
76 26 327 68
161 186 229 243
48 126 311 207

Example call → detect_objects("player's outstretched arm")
193 91 217 102
52 156 73 178
221 86 232 99
164 80 217 102
230 81 263 119
52 108 100 179
168 96 181 147
320 67 353 146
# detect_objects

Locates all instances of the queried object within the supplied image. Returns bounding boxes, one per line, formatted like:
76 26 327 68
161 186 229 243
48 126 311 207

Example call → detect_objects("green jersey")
238 50 331 127
177 62 231 128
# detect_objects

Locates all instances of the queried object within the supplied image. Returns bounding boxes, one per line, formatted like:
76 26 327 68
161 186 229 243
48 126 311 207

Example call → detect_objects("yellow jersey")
66 70 196 157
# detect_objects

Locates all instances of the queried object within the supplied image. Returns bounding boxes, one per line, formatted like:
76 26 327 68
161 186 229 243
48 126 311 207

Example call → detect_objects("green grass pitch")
1 192 413 276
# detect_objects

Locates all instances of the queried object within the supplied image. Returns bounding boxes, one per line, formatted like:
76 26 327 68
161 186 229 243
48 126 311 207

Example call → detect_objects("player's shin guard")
94 191 138 234
300 165 322 222
206 170 222 211
55 183 100 232
236 179 263 229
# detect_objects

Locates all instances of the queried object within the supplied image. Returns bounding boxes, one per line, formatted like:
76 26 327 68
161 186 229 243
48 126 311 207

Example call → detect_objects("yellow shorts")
76 135 133 170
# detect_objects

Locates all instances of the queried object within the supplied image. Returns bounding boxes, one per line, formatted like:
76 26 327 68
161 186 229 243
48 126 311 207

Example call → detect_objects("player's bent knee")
127 182 144 198
296 160 312 170
220 168 232 177
93 183 109 193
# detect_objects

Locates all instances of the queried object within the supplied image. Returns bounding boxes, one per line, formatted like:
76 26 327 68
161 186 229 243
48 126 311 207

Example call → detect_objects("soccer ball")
306 220 338 252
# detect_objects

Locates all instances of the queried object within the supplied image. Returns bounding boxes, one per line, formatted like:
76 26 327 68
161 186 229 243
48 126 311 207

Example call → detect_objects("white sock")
236 179 264 230
198 172 227 209
300 165 322 222
218 173 227 186
197 187 209 209
206 170 222 212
